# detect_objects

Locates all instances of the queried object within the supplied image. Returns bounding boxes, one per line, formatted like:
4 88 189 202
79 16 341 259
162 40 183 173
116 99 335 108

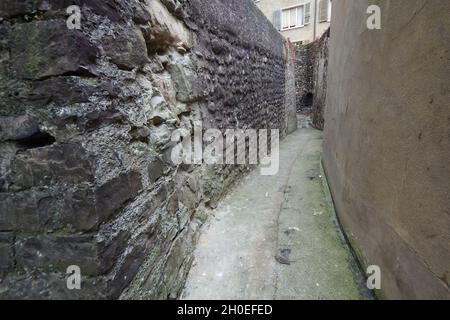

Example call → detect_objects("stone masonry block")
0 232 14 271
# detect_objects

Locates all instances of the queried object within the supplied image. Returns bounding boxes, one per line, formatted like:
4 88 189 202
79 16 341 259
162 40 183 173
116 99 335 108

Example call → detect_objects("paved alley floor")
182 119 371 300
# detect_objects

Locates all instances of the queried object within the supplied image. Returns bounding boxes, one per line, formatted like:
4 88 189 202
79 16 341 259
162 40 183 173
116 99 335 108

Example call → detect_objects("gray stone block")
0 115 39 141
0 232 14 271
148 157 166 184
15 231 129 276
9 20 98 80
10 143 95 189
95 171 143 221
103 26 149 70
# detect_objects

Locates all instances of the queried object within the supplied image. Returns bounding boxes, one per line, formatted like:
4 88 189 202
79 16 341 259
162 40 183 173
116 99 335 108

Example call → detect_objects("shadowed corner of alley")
181 115 374 300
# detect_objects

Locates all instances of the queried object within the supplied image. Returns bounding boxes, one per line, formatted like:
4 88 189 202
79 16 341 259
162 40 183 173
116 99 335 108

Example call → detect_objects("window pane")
304 3 311 24
297 6 304 26
290 8 296 27
328 0 332 21
319 0 328 22
282 10 289 28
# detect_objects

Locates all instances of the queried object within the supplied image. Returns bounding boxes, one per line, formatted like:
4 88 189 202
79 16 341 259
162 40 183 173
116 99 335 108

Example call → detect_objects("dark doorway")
299 92 314 112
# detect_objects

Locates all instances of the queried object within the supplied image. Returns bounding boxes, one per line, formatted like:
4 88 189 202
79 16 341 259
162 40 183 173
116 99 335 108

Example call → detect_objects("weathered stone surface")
159 227 195 298
149 124 172 149
83 0 123 22
9 20 97 80
29 77 95 107
106 244 146 299
294 30 329 129
148 95 177 124
15 231 128 276
0 143 18 191
312 30 329 130
210 39 229 55
0 0 296 300
129 126 151 143
95 171 143 221
0 0 123 22
0 0 41 19
0 232 14 271
0 185 101 232
0 115 39 141
15 235 98 275
0 77 30 116
80 110 125 132
295 46 315 113
148 157 166 183
284 42 298 134
159 0 184 18
167 56 201 103
178 185 197 211
1 190 51 231
10 143 95 189
142 0 195 54
0 271 107 300
103 26 149 70
130 2 152 25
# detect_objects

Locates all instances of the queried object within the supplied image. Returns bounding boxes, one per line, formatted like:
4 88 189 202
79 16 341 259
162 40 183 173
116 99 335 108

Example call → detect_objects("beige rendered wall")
256 0 330 43
323 0 450 299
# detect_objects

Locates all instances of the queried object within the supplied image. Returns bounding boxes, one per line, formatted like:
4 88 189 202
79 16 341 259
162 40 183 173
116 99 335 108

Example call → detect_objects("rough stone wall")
311 29 329 130
294 30 329 130
0 0 295 299
323 0 450 299
295 46 315 113
284 41 298 134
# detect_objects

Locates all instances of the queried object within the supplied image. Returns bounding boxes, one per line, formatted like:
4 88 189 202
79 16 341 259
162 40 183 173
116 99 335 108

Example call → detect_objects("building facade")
255 0 331 44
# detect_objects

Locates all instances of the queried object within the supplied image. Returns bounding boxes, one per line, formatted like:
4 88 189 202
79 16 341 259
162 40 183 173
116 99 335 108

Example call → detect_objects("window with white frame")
281 5 306 30
328 0 332 22
319 0 332 23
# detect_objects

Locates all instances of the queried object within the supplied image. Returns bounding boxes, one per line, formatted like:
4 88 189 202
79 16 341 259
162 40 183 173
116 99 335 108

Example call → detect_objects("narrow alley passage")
1 0 448 302
182 118 372 300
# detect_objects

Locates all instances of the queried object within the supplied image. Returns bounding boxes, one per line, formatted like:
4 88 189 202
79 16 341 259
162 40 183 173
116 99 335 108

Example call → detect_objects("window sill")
281 25 306 31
